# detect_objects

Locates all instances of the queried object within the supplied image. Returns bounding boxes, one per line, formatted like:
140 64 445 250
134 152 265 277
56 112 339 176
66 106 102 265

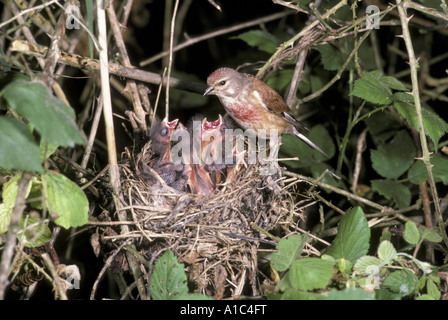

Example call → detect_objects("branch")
11 40 206 94
106 4 147 133
0 172 33 299
257 0 348 78
97 0 147 299
139 10 292 67
165 0 180 119
283 171 418 223
0 0 60 29
396 0 448 247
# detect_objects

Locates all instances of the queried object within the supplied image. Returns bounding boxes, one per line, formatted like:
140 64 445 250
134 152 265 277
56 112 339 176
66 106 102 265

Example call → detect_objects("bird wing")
251 77 310 133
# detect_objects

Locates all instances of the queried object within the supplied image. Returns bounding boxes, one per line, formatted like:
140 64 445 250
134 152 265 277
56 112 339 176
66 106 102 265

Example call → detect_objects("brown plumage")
204 67 327 157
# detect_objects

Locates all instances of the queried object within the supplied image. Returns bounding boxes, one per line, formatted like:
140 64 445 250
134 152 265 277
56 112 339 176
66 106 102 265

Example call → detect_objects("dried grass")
94 140 307 298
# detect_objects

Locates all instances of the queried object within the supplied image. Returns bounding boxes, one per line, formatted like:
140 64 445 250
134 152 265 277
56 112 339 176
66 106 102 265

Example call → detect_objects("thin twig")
106 4 147 133
41 0 70 89
139 11 292 67
97 0 147 300
0 0 60 29
284 170 417 223
90 239 131 299
165 0 180 120
285 48 307 108
41 253 68 300
396 0 448 247
97 1 119 196
272 0 308 14
351 128 367 194
8 2 70 106
299 29 372 104
12 39 206 94
257 0 348 78
0 173 33 299
80 97 103 172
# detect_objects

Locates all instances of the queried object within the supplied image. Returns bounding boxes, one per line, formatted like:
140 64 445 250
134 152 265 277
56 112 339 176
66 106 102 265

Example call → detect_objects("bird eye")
219 80 226 86
160 127 169 136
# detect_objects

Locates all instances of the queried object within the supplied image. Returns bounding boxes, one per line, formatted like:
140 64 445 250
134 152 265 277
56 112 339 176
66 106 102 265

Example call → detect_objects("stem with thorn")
396 0 448 247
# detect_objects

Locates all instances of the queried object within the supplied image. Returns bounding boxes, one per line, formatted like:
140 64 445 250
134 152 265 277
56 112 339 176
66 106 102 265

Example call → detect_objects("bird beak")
161 117 179 129
161 117 179 136
204 86 214 96
201 117 208 130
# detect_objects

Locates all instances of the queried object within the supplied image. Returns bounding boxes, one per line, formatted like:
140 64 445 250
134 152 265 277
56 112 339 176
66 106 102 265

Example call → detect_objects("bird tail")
293 129 329 158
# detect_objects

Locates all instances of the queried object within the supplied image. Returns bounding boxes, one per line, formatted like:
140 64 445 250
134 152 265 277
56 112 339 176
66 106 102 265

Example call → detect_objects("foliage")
150 249 209 300
0 79 88 242
1 0 448 300
266 207 442 300
156 207 444 300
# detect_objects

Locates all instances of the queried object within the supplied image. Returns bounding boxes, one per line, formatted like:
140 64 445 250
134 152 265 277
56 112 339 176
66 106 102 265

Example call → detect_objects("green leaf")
324 287 375 300
0 204 11 234
416 294 435 300
2 80 85 147
315 38 377 72
337 258 353 274
381 269 418 297
427 278 441 300
305 123 336 159
281 289 324 300
279 124 335 168
375 288 403 300
2 173 32 210
314 44 347 71
18 217 52 248
0 117 43 172
310 74 325 93
302 123 335 161
39 139 59 163
408 154 448 185
271 234 307 272
288 258 334 291
278 135 304 168
353 255 381 275
403 221 420 245
0 174 33 234
380 76 408 91
371 179 411 209
370 130 416 179
351 71 393 105
266 69 295 91
419 227 442 243
310 163 339 191
232 30 279 54
393 92 448 148
377 240 397 262
325 207 370 264
46 171 88 228
150 249 188 300
364 112 401 143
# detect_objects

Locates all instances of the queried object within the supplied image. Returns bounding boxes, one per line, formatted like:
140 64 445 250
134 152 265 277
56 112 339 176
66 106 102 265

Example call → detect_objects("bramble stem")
396 0 448 247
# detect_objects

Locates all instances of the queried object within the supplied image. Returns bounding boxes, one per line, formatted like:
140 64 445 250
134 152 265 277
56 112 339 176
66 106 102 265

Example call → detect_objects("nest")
96 136 306 299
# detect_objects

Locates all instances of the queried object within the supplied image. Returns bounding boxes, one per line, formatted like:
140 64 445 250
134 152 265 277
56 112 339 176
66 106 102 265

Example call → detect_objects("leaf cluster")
0 79 89 245
266 207 443 300
150 207 444 300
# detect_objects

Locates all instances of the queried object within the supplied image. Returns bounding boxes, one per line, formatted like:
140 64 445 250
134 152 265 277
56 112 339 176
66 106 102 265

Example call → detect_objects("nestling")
149 117 186 189
204 67 328 157
149 117 179 165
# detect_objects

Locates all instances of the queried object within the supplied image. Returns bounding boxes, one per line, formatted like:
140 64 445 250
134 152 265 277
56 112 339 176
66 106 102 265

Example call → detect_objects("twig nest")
97 116 304 298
